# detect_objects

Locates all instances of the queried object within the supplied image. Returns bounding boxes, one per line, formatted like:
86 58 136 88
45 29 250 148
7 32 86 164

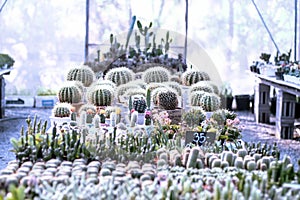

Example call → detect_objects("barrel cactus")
132 95 147 113
165 81 182 96
142 66 170 83
87 85 114 106
93 79 117 89
115 83 141 102
200 93 221 112
182 107 206 128
182 70 210 86
52 102 72 117
57 81 82 104
189 90 208 106
66 64 95 87
156 88 178 110
104 67 135 86
189 81 214 94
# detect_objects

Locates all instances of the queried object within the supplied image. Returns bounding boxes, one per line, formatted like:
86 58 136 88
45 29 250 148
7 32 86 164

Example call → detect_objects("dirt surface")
0 107 299 171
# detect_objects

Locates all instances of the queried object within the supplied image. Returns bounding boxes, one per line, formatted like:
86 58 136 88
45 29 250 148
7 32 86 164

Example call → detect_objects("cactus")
104 67 135 86
156 88 178 110
211 109 237 125
189 91 208 106
182 70 211 86
52 103 71 117
181 107 206 128
130 111 138 127
87 85 113 106
57 81 82 103
115 83 141 102
124 88 146 98
132 96 147 113
203 81 220 94
142 66 170 84
136 20 153 53
66 64 95 87
78 104 97 116
165 81 182 96
200 93 221 112
93 79 117 89
189 81 214 94
186 147 199 168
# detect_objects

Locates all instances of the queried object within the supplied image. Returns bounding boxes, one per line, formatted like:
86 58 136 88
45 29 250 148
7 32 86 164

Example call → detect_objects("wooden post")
276 90 296 139
254 83 270 123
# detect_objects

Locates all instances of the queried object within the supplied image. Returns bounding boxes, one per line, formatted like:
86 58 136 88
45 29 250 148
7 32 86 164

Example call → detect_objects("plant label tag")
185 131 216 147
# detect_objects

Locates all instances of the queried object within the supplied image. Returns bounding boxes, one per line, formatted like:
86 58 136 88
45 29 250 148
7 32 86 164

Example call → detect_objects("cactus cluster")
182 107 206 128
104 67 135 86
156 88 178 110
57 81 82 104
52 102 72 117
66 64 95 87
182 70 211 86
142 66 170 83
87 85 114 106
200 92 221 112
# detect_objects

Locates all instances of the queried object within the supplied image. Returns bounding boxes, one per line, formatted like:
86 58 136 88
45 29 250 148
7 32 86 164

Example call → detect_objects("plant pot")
235 95 250 111
137 113 145 125
221 95 233 110
275 72 284 80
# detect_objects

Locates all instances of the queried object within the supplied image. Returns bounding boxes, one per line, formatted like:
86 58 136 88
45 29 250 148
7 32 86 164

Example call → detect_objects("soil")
0 107 299 171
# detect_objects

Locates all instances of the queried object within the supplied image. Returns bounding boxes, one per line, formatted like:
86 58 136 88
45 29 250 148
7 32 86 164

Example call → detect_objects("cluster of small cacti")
182 70 211 86
66 64 96 87
142 66 170 83
200 92 221 112
182 107 206 128
57 81 83 104
156 88 178 110
52 102 72 117
211 109 237 125
104 67 135 86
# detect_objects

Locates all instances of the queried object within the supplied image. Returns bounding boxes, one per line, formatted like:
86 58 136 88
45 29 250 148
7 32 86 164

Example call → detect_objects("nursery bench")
254 73 300 139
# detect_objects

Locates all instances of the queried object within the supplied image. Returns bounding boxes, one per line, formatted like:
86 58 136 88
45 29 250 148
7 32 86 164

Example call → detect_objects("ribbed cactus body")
87 85 113 106
66 64 95 87
52 103 71 117
165 81 182 96
142 66 170 83
189 91 208 106
156 88 178 110
189 82 214 94
132 96 147 113
200 93 221 112
58 82 82 104
93 79 117 89
104 67 135 86
182 70 210 86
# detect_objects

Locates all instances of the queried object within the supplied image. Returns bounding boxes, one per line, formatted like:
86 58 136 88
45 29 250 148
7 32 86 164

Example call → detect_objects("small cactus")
156 88 178 110
52 103 71 117
132 96 147 113
182 70 210 86
57 81 82 104
104 67 135 86
200 93 221 112
87 85 114 106
142 66 170 83
186 147 199 168
130 111 138 127
66 64 95 87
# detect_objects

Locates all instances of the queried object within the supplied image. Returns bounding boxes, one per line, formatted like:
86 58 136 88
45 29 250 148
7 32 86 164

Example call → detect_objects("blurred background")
0 0 299 96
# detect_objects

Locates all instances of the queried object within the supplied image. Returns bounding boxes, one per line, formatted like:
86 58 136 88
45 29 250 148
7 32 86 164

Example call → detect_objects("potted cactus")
104 67 135 86
66 64 95 87
181 70 211 86
142 66 171 83
87 85 114 107
200 92 221 118
49 102 72 127
131 95 147 125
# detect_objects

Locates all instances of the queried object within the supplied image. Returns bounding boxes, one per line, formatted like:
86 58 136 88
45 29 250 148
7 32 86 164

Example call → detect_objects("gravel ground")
0 107 299 171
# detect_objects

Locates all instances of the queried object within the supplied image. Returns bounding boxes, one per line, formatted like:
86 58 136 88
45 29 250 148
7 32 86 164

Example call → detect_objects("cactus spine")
182 70 211 86
87 85 113 106
156 88 178 110
58 81 82 104
52 103 71 117
142 66 170 84
104 67 135 86
66 64 95 87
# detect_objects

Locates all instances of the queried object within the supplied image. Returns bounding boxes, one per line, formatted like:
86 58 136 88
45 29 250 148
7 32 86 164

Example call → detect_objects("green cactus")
87 85 113 106
142 66 170 84
115 83 140 102
181 107 206 128
189 91 208 106
165 81 182 96
189 81 214 94
130 111 138 127
136 20 153 53
211 109 237 125
66 64 95 87
132 96 147 113
156 88 178 110
52 103 71 117
57 81 82 104
186 147 199 168
104 67 135 86
161 31 173 57
199 93 221 112
182 70 211 86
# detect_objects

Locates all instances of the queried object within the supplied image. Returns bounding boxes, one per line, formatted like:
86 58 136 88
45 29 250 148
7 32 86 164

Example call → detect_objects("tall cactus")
57 81 82 104
200 93 221 112
142 66 170 84
104 67 135 86
66 64 95 87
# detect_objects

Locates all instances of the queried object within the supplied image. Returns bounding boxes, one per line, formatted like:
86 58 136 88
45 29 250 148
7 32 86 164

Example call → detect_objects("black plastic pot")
235 95 250 111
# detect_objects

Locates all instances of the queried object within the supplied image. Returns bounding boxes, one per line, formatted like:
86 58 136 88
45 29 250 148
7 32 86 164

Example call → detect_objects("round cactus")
200 93 221 112
124 88 146 98
181 106 206 127
156 88 178 110
104 67 135 86
182 70 210 86
189 91 208 106
87 85 113 106
146 82 166 92
142 66 170 83
93 79 117 89
66 64 95 87
127 79 147 89
52 102 72 117
189 81 214 94
57 81 82 104
115 83 141 102
165 81 182 96
204 81 220 94
132 95 147 113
